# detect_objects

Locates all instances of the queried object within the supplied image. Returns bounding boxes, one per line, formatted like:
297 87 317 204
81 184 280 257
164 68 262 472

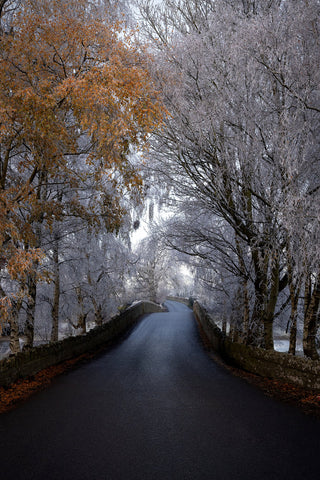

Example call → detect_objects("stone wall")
0 301 164 388
193 302 225 354
193 301 320 391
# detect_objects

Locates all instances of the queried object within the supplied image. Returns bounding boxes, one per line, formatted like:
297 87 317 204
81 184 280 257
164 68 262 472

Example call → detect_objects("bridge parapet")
0 301 165 388
193 301 320 392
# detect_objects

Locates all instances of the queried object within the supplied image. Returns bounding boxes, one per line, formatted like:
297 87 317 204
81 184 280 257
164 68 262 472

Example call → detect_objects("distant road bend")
0 300 319 479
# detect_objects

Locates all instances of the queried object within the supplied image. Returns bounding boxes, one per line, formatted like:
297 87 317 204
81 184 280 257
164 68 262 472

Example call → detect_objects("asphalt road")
0 300 319 480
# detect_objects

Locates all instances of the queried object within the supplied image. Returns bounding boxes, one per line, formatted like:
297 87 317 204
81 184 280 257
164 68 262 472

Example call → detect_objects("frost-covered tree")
137 0 320 356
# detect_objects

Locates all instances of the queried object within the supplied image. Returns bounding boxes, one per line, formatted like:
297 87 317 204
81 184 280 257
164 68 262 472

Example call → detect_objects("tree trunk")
9 298 23 354
286 253 301 356
24 273 37 348
51 235 60 342
303 273 320 360
78 313 87 334
24 171 46 346
288 315 297 356
303 310 319 360
150 272 157 303
263 254 279 351
76 286 87 334
229 322 236 341
242 278 250 344
9 316 20 354
250 244 269 347
92 297 103 326
250 288 265 347
263 317 274 350
222 315 227 335
87 269 103 327
235 235 250 344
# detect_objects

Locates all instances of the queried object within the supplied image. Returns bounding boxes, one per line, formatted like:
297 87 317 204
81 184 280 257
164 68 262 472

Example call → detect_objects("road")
0 301 319 479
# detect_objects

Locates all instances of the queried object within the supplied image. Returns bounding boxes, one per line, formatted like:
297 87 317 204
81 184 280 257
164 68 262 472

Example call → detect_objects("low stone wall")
0 301 164 388
193 302 225 354
193 301 320 391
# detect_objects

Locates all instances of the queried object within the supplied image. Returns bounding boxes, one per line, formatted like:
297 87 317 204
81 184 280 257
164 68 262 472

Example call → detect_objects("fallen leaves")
0 352 94 414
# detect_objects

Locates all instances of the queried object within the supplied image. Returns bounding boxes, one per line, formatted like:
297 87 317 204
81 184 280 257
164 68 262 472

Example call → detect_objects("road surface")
0 301 319 479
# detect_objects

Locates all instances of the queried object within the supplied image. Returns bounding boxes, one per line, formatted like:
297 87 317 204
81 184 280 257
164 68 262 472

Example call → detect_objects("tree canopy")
0 0 165 347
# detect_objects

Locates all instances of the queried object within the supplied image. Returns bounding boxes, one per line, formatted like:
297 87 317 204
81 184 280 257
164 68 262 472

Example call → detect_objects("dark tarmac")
0 300 319 479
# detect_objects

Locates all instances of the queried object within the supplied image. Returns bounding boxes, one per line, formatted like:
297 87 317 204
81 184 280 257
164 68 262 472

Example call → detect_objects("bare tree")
137 0 320 355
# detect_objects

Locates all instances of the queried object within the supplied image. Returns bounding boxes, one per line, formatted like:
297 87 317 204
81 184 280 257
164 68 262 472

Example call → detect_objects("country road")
0 301 319 480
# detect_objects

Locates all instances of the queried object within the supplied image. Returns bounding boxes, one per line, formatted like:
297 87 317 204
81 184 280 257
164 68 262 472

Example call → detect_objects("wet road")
0 301 320 479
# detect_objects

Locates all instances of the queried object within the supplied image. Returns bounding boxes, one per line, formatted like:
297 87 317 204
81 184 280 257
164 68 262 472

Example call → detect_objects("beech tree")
0 0 164 351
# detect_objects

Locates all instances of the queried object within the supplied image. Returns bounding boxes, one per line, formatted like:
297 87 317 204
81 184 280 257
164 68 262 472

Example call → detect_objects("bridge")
0 300 319 479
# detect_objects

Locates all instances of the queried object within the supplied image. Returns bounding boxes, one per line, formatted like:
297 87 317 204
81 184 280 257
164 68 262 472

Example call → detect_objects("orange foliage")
0 0 165 304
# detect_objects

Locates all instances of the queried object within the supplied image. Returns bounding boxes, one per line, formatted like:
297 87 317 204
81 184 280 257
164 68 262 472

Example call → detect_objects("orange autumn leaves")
0 0 165 299
2 0 163 171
